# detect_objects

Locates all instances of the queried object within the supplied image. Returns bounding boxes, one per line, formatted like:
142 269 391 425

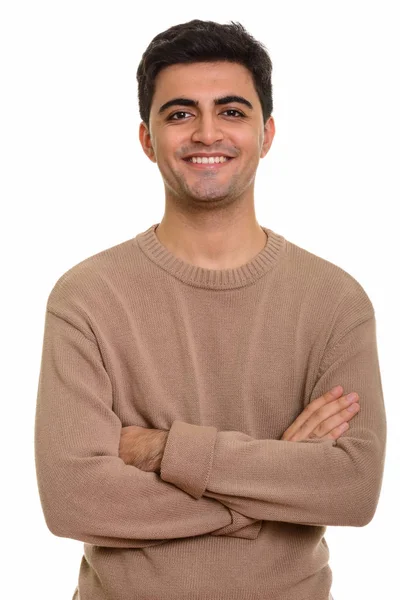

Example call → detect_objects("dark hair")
136 19 273 128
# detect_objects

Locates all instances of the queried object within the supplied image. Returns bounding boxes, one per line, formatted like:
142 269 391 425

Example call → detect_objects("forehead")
151 61 257 106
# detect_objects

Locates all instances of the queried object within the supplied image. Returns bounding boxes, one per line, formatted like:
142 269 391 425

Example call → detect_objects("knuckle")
303 404 313 416
312 425 321 437
323 389 336 401
313 407 326 421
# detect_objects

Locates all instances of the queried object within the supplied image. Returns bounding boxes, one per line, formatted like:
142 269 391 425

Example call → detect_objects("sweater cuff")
160 420 218 499
211 512 263 539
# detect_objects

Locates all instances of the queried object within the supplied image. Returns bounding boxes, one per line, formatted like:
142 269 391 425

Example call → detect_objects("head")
136 19 275 212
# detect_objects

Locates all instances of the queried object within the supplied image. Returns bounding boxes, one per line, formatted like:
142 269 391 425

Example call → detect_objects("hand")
118 425 169 473
281 386 360 442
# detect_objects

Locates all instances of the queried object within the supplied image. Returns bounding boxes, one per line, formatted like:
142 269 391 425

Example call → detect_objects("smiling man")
139 60 273 269
140 59 273 246
35 19 386 600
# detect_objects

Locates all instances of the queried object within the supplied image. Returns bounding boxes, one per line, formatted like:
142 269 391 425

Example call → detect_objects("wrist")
155 430 168 474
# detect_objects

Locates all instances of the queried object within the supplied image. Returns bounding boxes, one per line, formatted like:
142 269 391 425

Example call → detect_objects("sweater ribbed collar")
136 223 286 290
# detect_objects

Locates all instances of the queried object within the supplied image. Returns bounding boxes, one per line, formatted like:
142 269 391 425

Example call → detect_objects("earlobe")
261 139 271 158
139 121 156 163
260 116 275 158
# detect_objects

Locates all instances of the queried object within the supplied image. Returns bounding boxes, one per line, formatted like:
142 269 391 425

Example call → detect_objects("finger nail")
347 403 359 412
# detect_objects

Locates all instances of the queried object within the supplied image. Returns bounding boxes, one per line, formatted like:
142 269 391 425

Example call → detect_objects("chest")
97 284 323 439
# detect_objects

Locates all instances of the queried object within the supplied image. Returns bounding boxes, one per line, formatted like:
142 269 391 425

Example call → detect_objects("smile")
182 156 234 169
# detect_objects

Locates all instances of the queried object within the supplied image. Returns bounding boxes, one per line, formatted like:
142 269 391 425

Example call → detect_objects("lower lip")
183 158 234 170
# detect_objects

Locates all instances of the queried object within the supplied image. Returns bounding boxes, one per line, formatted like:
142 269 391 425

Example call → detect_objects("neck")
154 212 268 270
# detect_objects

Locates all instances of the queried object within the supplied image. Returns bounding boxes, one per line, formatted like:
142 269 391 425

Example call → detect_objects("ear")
139 121 157 163
260 116 275 159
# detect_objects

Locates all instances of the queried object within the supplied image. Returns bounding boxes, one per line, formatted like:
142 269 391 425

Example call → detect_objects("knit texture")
34 223 387 600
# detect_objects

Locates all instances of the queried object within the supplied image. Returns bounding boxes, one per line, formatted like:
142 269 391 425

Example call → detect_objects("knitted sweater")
34 223 386 600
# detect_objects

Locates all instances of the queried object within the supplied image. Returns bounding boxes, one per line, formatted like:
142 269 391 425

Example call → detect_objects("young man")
34 19 386 600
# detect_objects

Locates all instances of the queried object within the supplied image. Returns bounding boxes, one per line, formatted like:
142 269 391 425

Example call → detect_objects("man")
34 19 386 600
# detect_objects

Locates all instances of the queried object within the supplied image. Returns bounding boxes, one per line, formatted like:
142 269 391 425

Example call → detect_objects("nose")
191 114 224 145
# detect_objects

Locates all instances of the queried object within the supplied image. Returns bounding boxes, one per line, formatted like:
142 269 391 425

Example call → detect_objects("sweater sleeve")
34 307 262 547
160 300 387 528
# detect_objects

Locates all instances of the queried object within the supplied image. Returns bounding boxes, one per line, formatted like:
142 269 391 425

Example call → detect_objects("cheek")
235 132 259 154
157 139 180 165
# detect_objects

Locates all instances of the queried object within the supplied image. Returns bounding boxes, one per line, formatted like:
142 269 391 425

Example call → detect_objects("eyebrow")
157 95 254 115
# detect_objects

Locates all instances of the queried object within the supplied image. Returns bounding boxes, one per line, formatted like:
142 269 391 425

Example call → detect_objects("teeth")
188 156 229 164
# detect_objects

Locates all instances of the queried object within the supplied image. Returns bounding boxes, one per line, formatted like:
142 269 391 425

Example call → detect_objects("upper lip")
183 152 234 159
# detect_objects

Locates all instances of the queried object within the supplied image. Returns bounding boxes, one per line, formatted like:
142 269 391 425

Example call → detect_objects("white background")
1 1 398 599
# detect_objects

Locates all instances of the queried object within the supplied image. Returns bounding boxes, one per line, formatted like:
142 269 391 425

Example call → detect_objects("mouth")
182 157 234 170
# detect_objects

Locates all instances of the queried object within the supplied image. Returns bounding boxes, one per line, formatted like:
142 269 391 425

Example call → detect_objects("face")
139 61 275 209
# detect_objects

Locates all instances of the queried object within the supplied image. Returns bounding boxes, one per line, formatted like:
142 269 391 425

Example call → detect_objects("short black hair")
136 19 273 128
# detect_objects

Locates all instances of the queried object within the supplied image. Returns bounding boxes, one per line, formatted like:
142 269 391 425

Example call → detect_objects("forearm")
202 428 385 526
119 425 262 539
161 419 385 527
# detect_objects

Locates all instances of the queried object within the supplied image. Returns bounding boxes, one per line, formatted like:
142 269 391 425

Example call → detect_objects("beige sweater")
34 223 386 600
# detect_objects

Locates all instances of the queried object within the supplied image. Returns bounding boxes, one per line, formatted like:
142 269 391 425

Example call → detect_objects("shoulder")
279 236 376 347
45 236 139 314
285 237 374 315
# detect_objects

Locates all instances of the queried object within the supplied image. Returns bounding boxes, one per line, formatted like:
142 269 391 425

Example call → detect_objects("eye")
222 109 245 118
167 111 192 121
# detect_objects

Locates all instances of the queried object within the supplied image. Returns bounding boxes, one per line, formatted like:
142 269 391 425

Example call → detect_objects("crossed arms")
34 292 386 548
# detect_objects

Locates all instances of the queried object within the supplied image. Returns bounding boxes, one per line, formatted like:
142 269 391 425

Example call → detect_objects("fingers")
282 386 360 442
314 402 360 440
294 394 360 441
282 386 344 440
321 421 349 441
